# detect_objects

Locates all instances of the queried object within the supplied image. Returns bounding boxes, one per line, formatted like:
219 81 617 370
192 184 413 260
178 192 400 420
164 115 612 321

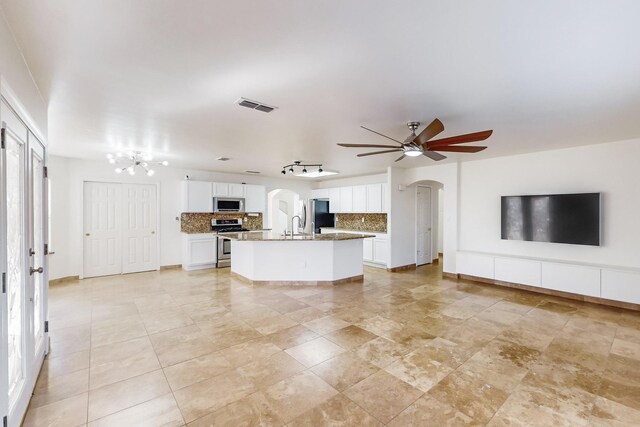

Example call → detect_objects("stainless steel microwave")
213 197 245 213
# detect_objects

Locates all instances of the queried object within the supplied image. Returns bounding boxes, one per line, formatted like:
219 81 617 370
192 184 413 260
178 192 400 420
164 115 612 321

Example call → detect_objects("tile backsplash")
335 213 387 233
181 212 263 233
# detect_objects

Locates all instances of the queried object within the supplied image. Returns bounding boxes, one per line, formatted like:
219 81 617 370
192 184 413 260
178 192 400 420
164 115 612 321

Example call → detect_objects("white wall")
458 138 640 269
48 155 312 279
0 10 47 138
387 167 416 268
315 173 387 188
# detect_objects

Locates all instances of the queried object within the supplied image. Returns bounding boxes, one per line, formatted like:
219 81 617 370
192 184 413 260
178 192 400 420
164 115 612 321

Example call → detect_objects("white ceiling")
3 0 640 179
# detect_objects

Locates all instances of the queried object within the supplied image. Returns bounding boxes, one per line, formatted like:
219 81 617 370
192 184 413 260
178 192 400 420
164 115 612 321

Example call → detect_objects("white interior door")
122 184 158 274
83 182 122 278
416 186 433 266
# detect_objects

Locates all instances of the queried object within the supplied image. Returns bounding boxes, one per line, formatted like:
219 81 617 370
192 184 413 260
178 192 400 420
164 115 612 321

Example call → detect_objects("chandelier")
107 151 169 176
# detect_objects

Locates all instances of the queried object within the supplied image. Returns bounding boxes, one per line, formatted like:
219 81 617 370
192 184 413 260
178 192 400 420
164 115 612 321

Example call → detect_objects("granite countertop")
321 227 387 234
218 231 375 241
182 229 272 235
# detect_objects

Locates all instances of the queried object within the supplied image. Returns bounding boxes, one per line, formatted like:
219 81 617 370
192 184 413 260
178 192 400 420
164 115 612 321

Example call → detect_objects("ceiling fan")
337 119 492 162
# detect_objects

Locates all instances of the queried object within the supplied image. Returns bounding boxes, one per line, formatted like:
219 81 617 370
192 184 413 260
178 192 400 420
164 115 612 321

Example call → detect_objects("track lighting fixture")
280 161 325 176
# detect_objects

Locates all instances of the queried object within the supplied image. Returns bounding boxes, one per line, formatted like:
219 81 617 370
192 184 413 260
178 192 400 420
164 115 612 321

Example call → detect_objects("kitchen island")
219 231 374 285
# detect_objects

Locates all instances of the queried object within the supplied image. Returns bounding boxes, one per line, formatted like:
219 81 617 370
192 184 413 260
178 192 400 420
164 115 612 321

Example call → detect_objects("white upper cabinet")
339 187 353 212
311 188 330 199
244 184 266 213
229 183 245 197
212 182 229 197
353 185 367 212
366 184 382 213
183 181 212 212
329 188 341 213
326 183 388 214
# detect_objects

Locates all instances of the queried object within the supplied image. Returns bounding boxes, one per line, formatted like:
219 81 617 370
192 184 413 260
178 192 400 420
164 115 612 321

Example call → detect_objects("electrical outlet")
361 217 365 223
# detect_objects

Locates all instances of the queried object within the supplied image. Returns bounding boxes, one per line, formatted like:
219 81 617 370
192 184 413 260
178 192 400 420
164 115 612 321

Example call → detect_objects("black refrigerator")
309 199 335 233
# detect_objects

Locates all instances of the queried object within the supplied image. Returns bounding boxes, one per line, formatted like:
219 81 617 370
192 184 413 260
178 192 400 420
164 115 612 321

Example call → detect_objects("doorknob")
151 231 155 234
30 266 44 275
85 233 90 236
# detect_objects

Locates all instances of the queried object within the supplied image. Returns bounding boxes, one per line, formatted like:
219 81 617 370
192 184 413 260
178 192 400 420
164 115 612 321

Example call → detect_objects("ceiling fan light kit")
337 119 492 163
107 151 169 176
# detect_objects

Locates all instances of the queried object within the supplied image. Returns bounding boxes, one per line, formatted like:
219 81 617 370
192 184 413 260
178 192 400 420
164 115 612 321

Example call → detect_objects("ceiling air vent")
236 97 277 113
245 170 261 174
216 157 230 161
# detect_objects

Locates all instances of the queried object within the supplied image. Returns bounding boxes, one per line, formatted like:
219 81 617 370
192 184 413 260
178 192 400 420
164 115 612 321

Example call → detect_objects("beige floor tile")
286 306 327 323
259 371 338 423
324 325 378 350
285 337 346 367
88 393 183 427
266 324 319 350
140 308 194 334
88 369 171 421
344 369 423 424
598 354 640 411
384 347 455 392
90 315 148 348
611 338 640 360
288 394 382 426
174 369 257 422
311 352 380 391
220 336 282 368
42 350 91 379
354 336 410 369
187 391 284 427
31 368 90 408
163 351 232 390
23 393 88 427
238 351 306 389
302 315 351 335
589 396 640 426
89 336 161 389
387 395 478 427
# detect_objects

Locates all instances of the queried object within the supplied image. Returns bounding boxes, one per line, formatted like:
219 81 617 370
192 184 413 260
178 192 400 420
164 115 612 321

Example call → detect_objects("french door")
1 99 48 427
83 182 158 278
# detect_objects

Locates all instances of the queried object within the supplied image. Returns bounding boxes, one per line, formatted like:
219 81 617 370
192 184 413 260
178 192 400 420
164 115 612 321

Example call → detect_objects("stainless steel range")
211 218 248 268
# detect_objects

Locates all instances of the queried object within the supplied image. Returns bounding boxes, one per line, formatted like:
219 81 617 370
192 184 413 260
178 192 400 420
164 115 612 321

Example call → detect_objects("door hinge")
45 321 49 333
1 127 5 149
44 243 49 255
43 166 48 178
3 415 7 427
1 272 6 294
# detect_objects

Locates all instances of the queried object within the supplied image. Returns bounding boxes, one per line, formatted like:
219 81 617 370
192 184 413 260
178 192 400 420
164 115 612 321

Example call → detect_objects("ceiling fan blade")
431 145 487 153
414 118 444 145
357 149 403 157
426 130 493 148
394 154 406 162
338 143 402 149
360 126 404 145
423 151 447 161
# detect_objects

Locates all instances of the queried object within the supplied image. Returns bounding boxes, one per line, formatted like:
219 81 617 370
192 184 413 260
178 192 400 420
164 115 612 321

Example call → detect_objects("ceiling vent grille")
236 97 277 113
216 157 230 161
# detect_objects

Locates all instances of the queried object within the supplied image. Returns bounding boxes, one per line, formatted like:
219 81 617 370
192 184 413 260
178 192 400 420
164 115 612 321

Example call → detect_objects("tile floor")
23 263 640 426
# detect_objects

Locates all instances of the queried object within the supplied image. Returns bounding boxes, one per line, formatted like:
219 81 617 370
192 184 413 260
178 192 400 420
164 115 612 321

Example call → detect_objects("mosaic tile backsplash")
335 213 387 233
181 212 264 233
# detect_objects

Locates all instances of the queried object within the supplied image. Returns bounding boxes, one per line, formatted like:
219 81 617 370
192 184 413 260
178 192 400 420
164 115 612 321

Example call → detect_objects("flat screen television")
501 193 601 246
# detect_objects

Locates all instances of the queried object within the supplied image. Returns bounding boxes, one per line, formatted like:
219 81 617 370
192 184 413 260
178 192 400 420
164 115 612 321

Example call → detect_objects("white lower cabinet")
363 238 374 262
601 269 640 304
372 238 388 265
182 233 217 271
541 262 601 298
456 251 640 306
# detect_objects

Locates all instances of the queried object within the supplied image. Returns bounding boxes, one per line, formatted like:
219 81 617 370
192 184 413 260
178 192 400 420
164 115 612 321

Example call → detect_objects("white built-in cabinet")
182 180 266 213
322 228 388 268
313 183 387 214
182 233 217 271
457 251 640 305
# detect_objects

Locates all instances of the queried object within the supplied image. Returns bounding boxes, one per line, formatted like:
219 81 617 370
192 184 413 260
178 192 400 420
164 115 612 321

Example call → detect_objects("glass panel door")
29 134 46 355
4 128 26 409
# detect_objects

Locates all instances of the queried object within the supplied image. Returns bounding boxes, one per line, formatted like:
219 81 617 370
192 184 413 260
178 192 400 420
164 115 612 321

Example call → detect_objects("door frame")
415 185 434 266
79 180 161 279
0 82 49 427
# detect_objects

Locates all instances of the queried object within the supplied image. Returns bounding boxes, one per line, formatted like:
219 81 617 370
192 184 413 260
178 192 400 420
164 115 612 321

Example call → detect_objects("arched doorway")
267 189 302 234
